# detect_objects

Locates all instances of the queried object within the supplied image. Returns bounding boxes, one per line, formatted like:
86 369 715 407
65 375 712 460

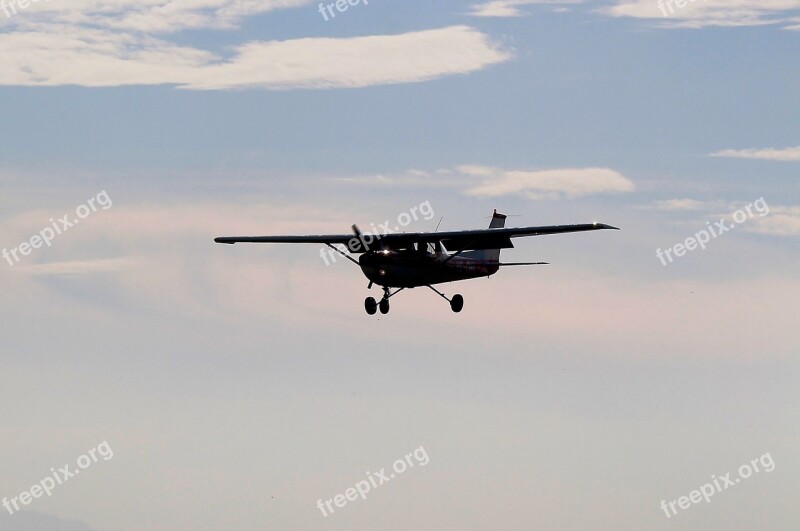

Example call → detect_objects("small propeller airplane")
214 210 619 315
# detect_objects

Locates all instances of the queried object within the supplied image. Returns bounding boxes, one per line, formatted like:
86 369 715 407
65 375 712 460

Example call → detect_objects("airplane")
214 210 619 315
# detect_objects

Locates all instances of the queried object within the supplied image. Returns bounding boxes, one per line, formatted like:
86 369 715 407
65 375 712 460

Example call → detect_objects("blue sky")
0 1 799 530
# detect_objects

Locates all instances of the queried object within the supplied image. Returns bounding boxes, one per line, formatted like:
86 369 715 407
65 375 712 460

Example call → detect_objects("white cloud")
470 0 800 27
2 0 315 33
185 26 513 90
648 198 710 211
331 168 463 188
460 165 635 199
606 0 800 29
710 146 800 161
468 0 583 18
0 0 512 90
333 165 636 199
747 206 800 235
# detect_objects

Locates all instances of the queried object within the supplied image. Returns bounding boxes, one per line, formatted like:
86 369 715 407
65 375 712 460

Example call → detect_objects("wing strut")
325 243 360 267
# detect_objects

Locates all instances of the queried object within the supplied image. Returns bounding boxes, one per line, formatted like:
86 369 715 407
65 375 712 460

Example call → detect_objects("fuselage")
359 249 499 288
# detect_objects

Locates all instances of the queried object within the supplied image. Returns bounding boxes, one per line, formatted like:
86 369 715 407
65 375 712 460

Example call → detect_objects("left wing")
215 234 354 245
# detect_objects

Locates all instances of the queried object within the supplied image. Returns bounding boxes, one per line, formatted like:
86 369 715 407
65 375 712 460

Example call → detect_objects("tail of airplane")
461 210 506 263
488 209 506 229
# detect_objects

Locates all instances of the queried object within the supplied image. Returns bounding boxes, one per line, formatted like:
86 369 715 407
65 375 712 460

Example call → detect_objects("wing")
214 223 618 252
214 234 354 245
422 223 619 250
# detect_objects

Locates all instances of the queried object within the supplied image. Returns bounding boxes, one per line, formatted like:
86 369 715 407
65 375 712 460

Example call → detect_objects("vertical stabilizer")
462 210 506 263
489 209 506 229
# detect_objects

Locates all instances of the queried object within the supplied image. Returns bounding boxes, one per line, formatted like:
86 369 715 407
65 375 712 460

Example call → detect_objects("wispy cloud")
606 0 800 29
1 0 315 33
469 0 800 28
710 146 800 161
331 165 635 200
468 0 583 18
747 206 800 235
460 165 635 199
646 198 712 211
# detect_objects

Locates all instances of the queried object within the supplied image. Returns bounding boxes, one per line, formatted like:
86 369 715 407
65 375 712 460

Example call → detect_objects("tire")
450 294 464 313
379 298 390 314
365 297 377 315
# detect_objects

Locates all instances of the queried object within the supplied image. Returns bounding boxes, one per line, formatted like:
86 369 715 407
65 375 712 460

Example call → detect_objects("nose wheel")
365 287 403 315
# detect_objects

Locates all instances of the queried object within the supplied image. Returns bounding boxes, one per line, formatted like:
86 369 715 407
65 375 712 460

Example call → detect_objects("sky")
0 1 799 530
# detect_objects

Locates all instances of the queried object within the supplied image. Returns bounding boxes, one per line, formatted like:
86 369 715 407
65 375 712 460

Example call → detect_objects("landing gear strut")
427 285 464 313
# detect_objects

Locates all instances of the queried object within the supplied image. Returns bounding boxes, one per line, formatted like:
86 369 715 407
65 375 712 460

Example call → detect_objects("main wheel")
450 294 464 313
365 297 377 315
379 298 390 314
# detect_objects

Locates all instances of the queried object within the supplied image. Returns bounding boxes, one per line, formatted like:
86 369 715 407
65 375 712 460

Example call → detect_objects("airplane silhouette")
215 210 618 314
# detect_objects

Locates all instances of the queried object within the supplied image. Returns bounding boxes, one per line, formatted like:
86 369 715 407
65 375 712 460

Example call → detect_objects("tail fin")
488 209 506 229
462 210 506 262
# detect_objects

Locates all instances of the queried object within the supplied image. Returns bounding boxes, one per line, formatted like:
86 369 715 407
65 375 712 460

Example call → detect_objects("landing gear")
427 285 464 313
364 286 463 314
365 287 403 315
379 286 391 314
365 297 377 315
450 294 464 313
